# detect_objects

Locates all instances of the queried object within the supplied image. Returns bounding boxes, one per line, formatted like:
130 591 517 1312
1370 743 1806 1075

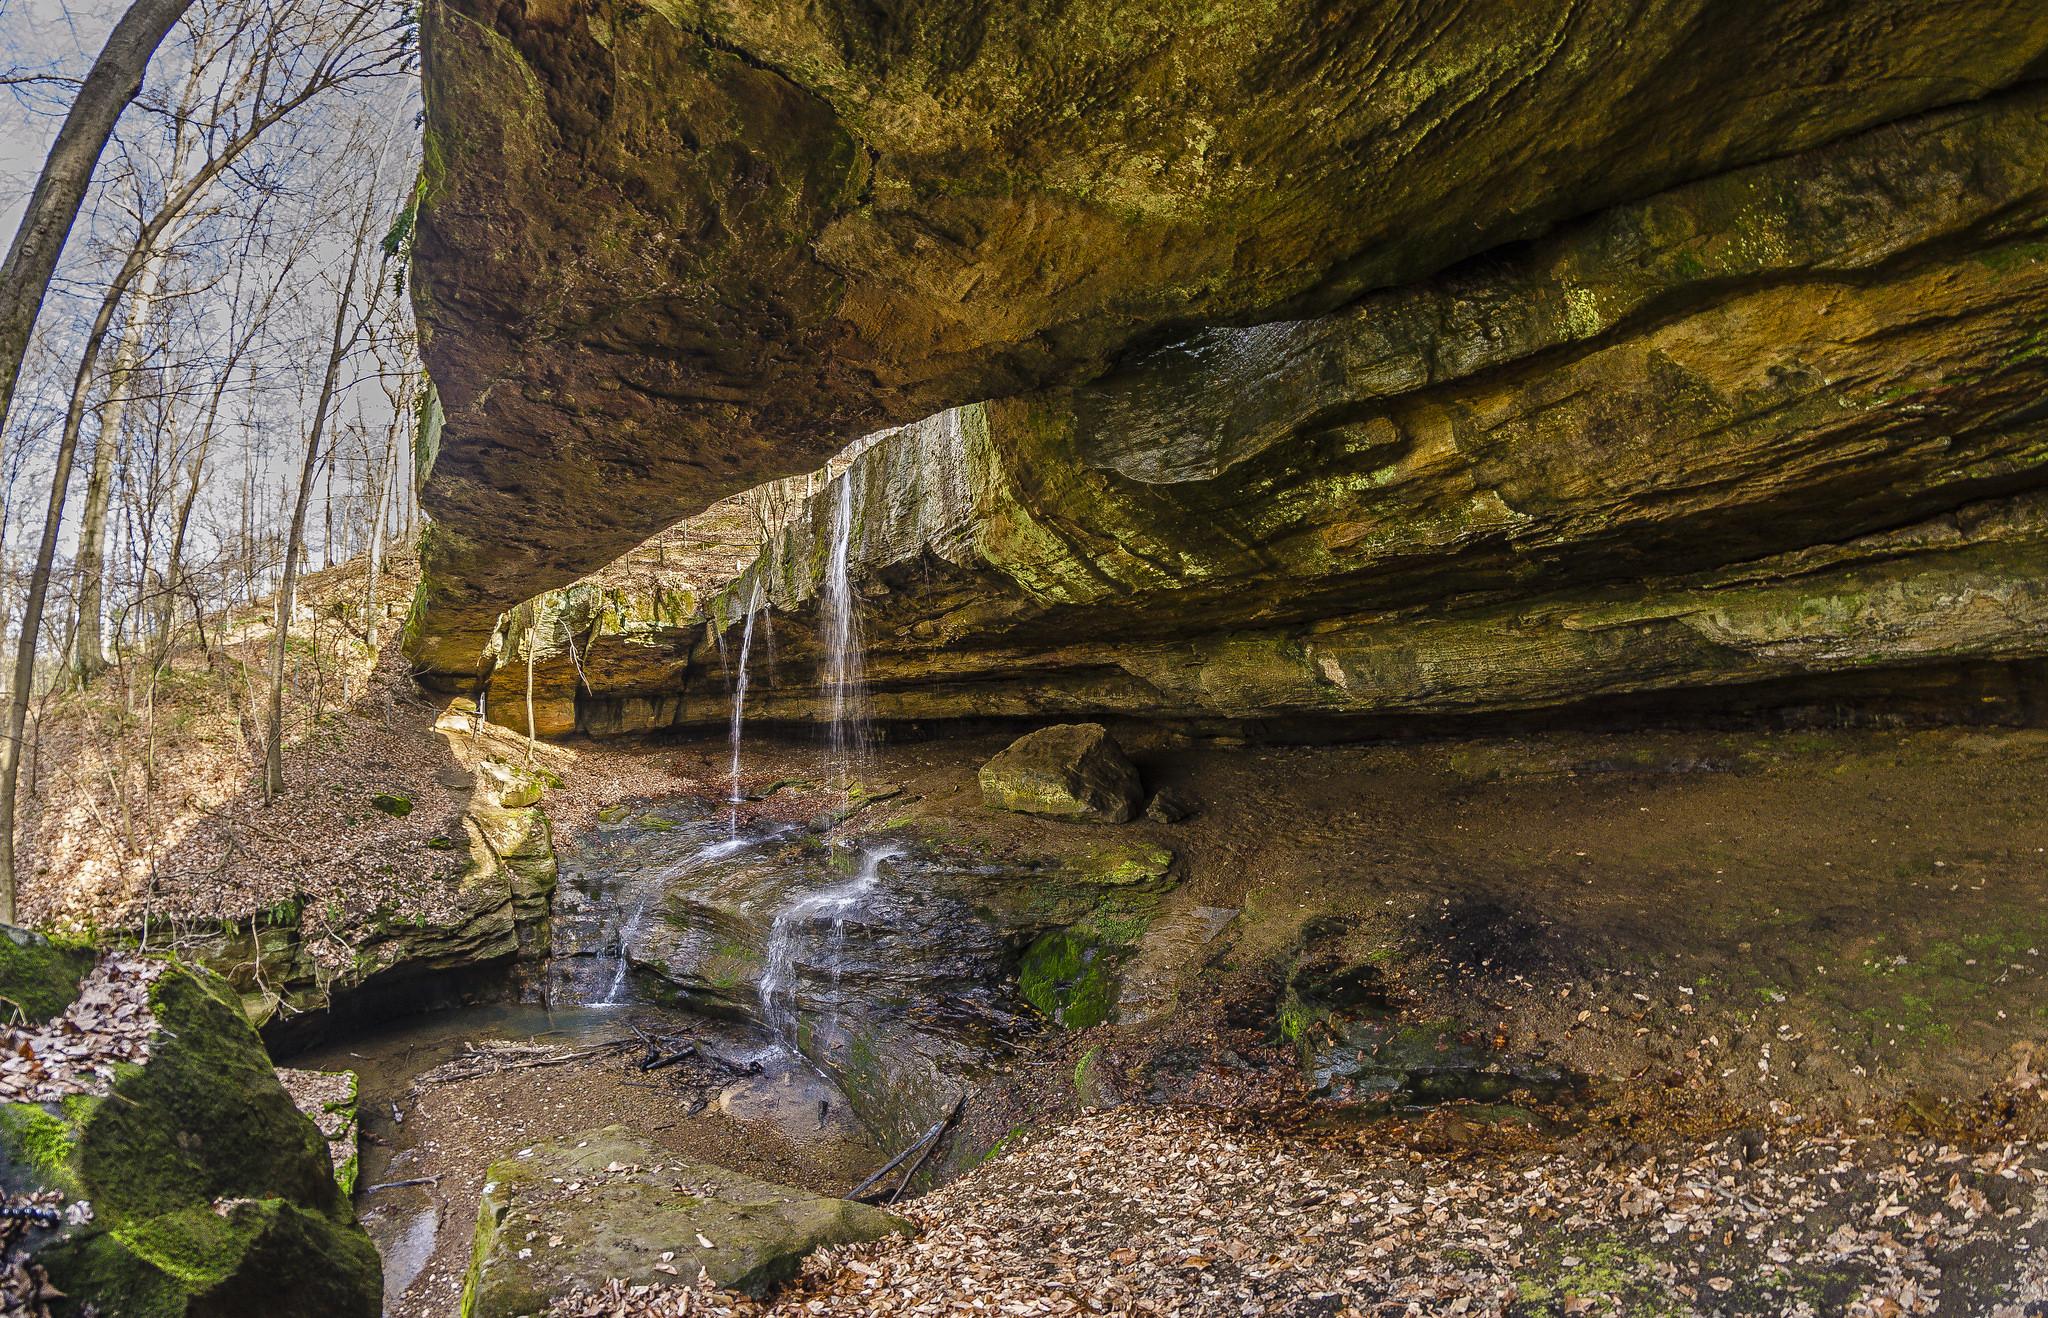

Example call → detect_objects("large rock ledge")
187 758 559 1047
404 0 2048 672
461 1126 910 1315
481 86 2048 732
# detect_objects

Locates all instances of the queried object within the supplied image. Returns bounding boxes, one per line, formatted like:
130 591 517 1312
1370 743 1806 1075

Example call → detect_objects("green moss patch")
0 934 97 1024
0 959 382 1316
1019 929 1125 1030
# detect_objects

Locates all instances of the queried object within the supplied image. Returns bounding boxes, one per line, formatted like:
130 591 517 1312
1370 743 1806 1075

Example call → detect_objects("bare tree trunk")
265 180 384 799
74 248 168 681
0 0 195 448
362 396 403 648
0 346 97 923
155 377 224 661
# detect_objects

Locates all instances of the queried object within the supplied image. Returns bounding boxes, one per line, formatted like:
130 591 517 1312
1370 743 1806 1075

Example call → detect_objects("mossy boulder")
0 929 97 1024
461 1127 911 1314
0 957 380 1316
979 725 1143 823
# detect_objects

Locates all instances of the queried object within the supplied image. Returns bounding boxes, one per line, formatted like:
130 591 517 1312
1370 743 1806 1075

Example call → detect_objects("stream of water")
820 473 869 784
756 843 905 1040
727 578 766 831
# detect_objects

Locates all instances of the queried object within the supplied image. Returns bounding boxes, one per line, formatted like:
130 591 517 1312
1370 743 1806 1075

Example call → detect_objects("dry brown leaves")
0 955 160 1104
17 555 472 938
541 1104 2048 1318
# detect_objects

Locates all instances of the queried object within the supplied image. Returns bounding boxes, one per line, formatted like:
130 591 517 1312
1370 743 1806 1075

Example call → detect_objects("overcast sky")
1 0 120 243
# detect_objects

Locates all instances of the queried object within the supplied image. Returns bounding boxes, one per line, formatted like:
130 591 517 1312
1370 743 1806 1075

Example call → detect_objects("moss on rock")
0 957 380 1316
0 932 98 1025
1019 928 1125 1030
462 1127 910 1314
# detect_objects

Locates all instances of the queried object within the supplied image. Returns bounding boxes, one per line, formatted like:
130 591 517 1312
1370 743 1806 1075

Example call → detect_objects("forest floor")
16 585 2048 1315
532 725 2048 1317
14 552 470 936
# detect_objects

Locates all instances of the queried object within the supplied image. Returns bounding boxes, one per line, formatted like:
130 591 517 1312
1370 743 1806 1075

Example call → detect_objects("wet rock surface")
559 804 1037 1151
461 1126 909 1315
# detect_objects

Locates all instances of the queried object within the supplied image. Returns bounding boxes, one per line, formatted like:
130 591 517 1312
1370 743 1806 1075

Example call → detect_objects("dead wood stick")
888 1093 965 1204
849 1094 964 1202
638 1044 698 1072
362 1177 438 1194
415 1039 634 1085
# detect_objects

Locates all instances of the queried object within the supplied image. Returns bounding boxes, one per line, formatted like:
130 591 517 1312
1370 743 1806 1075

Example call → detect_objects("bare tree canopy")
0 0 421 920
0 0 196 442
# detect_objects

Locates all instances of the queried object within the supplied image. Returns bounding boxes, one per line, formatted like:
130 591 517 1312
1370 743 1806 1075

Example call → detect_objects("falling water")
592 833 764 1008
726 579 765 829
757 844 903 1040
819 473 870 784
595 893 648 1007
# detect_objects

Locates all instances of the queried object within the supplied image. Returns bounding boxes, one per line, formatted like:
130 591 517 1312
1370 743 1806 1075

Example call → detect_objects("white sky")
0 0 119 241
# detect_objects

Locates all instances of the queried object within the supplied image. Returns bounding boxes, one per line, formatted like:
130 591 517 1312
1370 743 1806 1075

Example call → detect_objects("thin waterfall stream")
820 472 870 785
756 843 905 1041
727 578 765 831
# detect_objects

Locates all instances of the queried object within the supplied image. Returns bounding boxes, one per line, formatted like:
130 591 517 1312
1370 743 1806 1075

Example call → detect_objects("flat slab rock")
462 1126 911 1315
979 723 1143 823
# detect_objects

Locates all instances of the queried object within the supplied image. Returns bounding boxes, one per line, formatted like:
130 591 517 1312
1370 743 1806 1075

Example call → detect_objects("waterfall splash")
726 578 765 831
594 893 649 1007
590 832 763 1008
819 472 869 785
757 843 903 1041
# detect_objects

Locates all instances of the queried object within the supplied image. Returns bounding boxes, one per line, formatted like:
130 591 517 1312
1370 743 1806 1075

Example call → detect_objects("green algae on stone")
0 931 98 1025
1019 928 1124 1030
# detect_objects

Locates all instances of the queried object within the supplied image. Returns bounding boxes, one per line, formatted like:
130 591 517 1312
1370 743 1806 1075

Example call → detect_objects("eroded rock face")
980 725 1143 823
498 85 2048 731
461 1126 910 1314
407 0 2048 674
193 758 559 1045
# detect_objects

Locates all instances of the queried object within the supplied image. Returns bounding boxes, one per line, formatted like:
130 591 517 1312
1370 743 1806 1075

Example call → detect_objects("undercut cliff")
407 0 2048 686
467 83 2048 734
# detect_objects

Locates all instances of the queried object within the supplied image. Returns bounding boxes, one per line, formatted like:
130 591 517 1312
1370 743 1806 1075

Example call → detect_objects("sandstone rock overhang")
472 81 2048 736
404 0 2048 681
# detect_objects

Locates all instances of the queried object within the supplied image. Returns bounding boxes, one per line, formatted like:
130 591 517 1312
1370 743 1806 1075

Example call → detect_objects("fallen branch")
638 1044 697 1072
850 1093 965 1203
414 1038 635 1086
362 1177 437 1194
889 1093 966 1204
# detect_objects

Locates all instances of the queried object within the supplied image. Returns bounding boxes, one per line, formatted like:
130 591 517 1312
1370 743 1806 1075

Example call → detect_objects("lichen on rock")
460 1126 910 1315
978 724 1144 823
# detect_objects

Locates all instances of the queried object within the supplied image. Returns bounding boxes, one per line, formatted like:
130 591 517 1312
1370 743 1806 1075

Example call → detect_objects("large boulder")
979 725 1143 823
0 941 381 1317
461 1127 910 1314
